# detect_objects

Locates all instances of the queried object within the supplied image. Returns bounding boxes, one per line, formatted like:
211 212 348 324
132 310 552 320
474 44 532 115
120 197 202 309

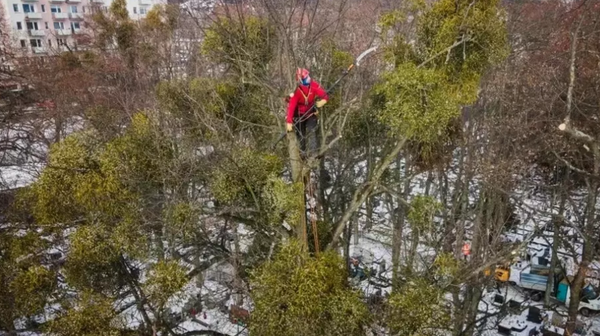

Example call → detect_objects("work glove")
316 99 327 108
286 123 293 132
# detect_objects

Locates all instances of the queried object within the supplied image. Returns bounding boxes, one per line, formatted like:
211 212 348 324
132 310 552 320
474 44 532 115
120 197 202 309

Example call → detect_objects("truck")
492 261 600 316
519 272 554 301
493 260 549 285
556 279 600 317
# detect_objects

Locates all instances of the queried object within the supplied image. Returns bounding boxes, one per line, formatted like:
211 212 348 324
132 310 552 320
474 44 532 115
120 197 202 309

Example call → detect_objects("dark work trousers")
294 113 319 156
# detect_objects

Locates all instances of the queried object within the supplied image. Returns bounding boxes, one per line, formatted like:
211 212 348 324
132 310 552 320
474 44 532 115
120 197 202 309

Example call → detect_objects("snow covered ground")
0 164 41 190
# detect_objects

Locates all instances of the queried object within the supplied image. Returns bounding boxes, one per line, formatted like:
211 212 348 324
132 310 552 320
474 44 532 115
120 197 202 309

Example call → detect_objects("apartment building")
2 0 165 55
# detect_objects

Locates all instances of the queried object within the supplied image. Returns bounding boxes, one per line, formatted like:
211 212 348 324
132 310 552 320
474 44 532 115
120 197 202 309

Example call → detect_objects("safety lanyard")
298 85 312 106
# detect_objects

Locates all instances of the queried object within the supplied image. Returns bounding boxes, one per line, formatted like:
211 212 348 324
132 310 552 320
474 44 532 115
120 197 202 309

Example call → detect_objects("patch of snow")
0 164 42 190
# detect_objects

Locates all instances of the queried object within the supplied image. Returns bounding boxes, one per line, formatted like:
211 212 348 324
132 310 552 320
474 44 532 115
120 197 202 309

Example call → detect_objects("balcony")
52 12 69 19
32 47 46 54
69 13 84 19
66 0 81 3
22 0 38 2
91 0 103 3
139 0 152 5
50 0 65 2
24 12 42 19
28 30 45 37
56 29 71 36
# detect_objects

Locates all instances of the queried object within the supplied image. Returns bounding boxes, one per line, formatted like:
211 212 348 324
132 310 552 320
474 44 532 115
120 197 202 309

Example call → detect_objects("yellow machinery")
495 265 510 282
484 249 521 282
484 263 510 282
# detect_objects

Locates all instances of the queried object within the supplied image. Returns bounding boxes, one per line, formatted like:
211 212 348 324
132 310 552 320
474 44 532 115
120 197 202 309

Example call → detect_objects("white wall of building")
2 0 166 55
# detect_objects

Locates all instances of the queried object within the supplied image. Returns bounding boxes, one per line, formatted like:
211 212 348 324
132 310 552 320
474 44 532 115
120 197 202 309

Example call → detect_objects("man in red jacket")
286 68 329 155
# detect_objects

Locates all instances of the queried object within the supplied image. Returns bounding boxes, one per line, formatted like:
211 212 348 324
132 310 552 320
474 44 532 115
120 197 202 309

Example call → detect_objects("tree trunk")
438 168 452 253
318 157 330 225
565 178 597 335
389 154 411 286
400 156 413 278
390 190 403 291
459 187 487 336
406 227 418 276
341 191 352 274
352 213 359 245
463 285 483 336
442 146 465 255
54 112 62 144
545 180 566 307
454 170 469 260
365 130 374 232
455 114 474 261
317 118 329 224
452 289 463 336
559 17 590 336
451 113 475 336
287 132 307 247
344 222 352 274
424 171 433 197
232 222 243 306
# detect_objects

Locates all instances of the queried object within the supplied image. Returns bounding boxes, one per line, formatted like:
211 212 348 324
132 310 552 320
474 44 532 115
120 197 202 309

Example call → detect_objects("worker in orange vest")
462 243 471 261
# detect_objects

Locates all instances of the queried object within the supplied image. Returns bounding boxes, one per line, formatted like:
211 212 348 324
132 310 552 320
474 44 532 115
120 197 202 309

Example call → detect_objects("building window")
70 5 78 13
16 22 22 30
48 39 52 47
45 22 48 29
20 40 26 48
26 22 39 30
54 22 64 29
133 7 137 14
139 7 147 14
51 6 61 13
57 38 65 46
41 5 45 12
13 4 18 12
29 39 42 48
23 4 35 13
71 22 80 30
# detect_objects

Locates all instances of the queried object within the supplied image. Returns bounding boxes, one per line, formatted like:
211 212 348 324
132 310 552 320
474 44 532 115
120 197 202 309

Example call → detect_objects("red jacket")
286 81 329 123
